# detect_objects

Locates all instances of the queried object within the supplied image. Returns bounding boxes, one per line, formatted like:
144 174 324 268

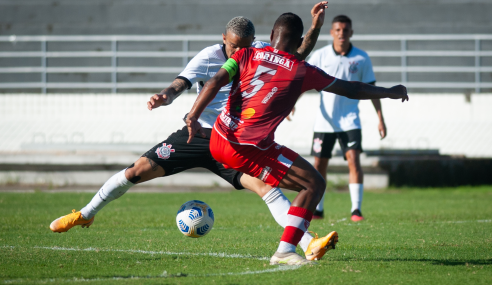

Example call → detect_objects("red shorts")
210 128 299 187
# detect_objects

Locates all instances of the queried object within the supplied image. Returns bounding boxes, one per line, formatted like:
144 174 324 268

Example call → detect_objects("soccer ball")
176 200 214 238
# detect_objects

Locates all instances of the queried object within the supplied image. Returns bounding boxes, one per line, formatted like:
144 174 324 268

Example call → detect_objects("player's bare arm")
371 98 387 139
326 79 409 102
295 1 328 60
186 69 230 143
147 77 188 110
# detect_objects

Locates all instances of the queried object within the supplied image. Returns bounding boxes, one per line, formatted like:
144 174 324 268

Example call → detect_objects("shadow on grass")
335 258 492 266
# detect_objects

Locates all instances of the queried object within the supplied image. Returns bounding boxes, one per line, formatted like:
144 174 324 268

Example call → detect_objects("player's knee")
314 176 326 199
125 163 145 184
348 162 363 175
306 172 326 202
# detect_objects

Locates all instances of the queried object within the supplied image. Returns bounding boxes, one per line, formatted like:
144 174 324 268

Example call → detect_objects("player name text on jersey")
253 51 294 71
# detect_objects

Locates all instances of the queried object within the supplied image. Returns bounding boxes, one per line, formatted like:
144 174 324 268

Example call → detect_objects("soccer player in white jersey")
50 2 338 261
308 15 387 222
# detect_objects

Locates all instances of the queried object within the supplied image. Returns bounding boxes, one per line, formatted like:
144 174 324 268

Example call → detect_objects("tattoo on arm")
161 78 188 102
147 158 159 172
295 28 321 60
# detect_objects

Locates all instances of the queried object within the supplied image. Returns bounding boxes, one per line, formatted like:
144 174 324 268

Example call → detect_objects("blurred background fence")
1 34 492 93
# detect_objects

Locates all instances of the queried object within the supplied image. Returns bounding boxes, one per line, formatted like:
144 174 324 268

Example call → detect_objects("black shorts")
142 126 244 190
310 129 363 160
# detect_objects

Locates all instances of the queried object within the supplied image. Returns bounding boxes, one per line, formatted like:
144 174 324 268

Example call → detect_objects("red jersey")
214 46 337 150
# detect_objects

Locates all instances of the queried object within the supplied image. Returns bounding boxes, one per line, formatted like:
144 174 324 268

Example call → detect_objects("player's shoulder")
195 44 226 60
303 60 325 74
311 45 335 59
252 41 270 48
318 44 335 54
350 45 370 58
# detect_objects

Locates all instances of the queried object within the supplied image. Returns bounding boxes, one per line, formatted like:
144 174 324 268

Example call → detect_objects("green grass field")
1 187 491 284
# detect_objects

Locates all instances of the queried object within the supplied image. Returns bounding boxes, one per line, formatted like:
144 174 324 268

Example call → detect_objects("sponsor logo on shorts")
349 62 359 74
262 87 278 104
277 154 293 168
347 141 357 147
155 143 175 159
253 51 294 70
313 138 323 153
258 166 272 182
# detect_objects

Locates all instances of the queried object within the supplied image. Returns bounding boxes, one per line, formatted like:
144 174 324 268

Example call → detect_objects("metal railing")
1 34 491 93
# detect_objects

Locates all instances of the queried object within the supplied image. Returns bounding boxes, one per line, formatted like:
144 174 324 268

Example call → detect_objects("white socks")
315 192 325 212
80 169 134 220
349 183 363 213
262 187 313 252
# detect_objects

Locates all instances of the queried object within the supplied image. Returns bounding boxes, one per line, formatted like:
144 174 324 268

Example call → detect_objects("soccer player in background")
308 15 385 221
185 13 408 265
50 2 338 261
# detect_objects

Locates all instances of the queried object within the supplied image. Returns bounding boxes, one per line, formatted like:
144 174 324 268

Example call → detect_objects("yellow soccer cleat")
304 231 338 261
49 209 94 233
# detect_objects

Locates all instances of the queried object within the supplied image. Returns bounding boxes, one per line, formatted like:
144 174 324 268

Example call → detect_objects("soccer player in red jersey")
186 13 408 265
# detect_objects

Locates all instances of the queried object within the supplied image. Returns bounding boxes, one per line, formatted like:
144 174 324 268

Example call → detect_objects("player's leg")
79 157 165 219
210 131 337 264
310 132 337 219
49 158 164 233
208 155 316 254
238 173 315 253
339 129 364 221
49 126 191 233
271 155 338 264
346 149 364 221
49 155 166 233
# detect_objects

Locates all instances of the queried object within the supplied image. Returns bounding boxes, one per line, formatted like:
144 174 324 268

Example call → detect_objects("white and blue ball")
176 200 214 238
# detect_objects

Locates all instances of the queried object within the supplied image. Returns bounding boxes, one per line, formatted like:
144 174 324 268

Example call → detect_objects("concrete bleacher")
1 0 491 35
1 0 492 93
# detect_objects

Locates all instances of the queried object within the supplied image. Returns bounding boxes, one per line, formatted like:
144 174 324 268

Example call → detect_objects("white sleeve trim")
320 78 337 91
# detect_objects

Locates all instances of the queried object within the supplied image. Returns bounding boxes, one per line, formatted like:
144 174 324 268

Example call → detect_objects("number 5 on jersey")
242 65 277 99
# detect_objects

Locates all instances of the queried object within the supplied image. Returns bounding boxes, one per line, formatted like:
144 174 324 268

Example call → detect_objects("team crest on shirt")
155 143 175 159
349 61 359 74
313 138 323 153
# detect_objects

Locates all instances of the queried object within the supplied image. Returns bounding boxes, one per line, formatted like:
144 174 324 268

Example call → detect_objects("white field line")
35 246 271 260
2 245 300 284
334 219 492 226
1 245 269 260
2 266 301 284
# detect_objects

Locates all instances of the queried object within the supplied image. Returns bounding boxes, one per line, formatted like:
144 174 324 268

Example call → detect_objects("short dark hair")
225 16 255 38
273 12 304 39
332 15 352 27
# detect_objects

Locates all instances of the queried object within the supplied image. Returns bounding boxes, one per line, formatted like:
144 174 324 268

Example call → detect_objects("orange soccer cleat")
49 209 94 233
304 231 338 261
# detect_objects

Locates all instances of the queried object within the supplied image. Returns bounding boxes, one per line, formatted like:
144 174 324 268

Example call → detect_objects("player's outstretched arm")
295 1 328 60
147 78 189 110
325 79 409 102
186 68 230 143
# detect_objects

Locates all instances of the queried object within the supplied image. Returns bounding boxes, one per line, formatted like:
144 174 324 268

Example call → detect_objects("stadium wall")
1 93 491 158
